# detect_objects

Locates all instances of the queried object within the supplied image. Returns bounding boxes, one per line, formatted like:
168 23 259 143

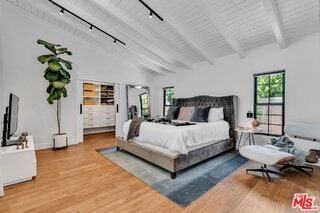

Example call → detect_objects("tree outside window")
139 93 149 118
163 87 174 116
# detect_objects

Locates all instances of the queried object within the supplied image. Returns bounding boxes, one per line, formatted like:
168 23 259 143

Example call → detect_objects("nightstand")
235 128 260 150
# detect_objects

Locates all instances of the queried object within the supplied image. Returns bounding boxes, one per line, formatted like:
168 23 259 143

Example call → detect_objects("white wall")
152 33 320 143
0 0 4 197
0 2 156 149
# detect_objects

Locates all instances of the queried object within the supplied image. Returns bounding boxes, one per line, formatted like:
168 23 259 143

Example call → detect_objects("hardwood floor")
0 133 319 213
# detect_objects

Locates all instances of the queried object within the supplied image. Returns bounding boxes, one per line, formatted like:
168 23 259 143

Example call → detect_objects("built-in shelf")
83 81 115 134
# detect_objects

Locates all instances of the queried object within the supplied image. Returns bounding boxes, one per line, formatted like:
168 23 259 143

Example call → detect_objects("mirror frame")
126 84 151 119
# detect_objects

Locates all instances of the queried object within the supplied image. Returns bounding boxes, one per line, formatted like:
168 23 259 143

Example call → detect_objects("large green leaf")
52 88 62 99
38 54 54 64
46 85 54 94
52 81 65 89
44 71 59 82
57 48 67 52
47 95 54 104
57 50 72 56
61 87 67 98
59 68 71 79
60 77 71 84
37 39 61 47
37 40 57 55
48 59 62 71
47 88 62 104
58 58 72 70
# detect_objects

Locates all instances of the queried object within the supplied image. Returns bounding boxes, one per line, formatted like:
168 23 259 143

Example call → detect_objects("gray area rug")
97 146 247 207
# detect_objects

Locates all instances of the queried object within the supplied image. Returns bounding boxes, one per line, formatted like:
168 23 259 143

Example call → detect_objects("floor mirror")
126 85 151 119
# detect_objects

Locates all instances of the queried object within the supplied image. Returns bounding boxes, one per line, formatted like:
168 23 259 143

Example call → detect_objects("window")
139 93 149 118
163 87 174 116
254 70 285 136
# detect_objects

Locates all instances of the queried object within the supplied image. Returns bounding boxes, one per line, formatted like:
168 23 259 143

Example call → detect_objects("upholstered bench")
240 145 296 181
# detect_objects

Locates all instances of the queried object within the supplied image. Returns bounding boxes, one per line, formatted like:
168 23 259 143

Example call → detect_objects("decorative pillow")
208 107 224 123
177 107 195 121
166 106 180 120
191 106 211 122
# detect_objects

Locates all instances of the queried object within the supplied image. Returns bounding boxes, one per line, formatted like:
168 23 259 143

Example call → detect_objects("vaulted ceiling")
5 0 320 74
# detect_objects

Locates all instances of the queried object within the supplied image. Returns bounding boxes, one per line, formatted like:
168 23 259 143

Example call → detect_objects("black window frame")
163 86 174 116
253 70 285 136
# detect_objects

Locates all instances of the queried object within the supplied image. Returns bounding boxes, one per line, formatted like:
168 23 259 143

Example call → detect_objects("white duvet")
123 120 230 154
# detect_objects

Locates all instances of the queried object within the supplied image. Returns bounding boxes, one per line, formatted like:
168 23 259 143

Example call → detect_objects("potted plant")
37 39 72 150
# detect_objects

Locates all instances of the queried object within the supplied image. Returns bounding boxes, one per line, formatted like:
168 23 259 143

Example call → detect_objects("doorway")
76 80 121 143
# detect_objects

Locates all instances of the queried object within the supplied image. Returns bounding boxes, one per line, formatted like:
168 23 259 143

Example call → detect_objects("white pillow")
208 107 224 123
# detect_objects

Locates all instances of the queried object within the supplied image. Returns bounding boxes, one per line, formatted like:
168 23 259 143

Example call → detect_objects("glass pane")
165 88 174 106
259 124 269 134
164 106 169 116
270 116 282 125
270 73 283 84
256 105 268 115
256 85 269 103
270 125 282 135
256 114 268 123
269 105 282 115
257 75 269 85
270 84 283 103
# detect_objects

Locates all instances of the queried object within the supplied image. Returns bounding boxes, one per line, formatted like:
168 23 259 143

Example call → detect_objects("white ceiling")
5 0 320 74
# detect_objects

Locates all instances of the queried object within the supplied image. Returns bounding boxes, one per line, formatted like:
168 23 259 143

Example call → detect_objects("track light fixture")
113 39 117 44
138 0 163 21
48 0 126 45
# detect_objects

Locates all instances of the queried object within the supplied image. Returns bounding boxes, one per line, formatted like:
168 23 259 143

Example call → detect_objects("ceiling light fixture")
48 0 126 45
138 0 163 21
113 39 117 44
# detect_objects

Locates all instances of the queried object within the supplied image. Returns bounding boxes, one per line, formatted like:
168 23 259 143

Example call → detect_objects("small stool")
240 145 296 181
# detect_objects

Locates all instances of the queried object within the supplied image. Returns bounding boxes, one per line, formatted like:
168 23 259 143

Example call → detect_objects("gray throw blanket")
127 117 145 140
270 136 306 166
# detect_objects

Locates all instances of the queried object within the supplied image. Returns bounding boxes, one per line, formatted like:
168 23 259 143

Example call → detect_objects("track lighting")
138 0 163 21
48 0 126 45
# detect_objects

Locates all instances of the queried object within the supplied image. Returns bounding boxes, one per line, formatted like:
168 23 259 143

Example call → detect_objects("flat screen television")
2 93 19 146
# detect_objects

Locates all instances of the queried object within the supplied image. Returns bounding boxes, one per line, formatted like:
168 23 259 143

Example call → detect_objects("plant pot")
53 133 68 150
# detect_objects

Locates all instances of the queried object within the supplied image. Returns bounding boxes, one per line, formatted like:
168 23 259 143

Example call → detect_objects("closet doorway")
76 80 121 143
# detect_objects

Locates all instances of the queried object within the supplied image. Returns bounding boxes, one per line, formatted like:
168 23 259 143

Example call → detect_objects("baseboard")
0 183 3 197
34 138 78 150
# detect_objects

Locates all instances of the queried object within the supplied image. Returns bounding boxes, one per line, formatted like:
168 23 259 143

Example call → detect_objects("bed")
116 95 238 178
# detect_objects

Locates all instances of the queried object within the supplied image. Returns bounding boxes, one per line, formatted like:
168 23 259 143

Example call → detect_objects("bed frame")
116 95 238 179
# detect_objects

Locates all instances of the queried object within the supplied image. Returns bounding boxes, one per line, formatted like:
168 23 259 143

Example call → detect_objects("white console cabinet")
1 135 37 186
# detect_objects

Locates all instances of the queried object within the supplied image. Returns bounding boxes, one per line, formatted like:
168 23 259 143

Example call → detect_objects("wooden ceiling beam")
92 0 192 69
21 0 165 74
53 0 175 72
262 0 286 49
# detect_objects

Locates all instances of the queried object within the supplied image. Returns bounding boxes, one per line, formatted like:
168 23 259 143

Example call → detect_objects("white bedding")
123 120 230 154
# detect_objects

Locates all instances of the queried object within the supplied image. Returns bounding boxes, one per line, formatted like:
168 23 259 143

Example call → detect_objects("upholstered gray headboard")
173 95 238 139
